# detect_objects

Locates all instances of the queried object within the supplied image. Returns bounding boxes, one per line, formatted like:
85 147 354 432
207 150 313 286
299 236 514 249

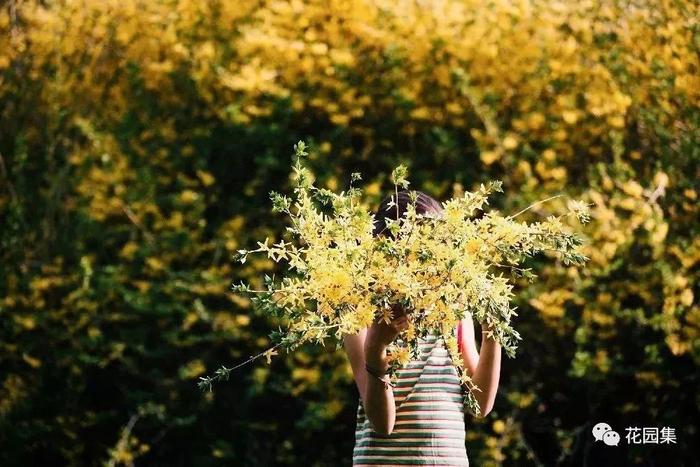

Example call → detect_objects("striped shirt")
353 334 469 466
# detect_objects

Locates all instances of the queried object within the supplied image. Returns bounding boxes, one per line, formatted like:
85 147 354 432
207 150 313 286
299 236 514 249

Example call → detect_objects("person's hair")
372 190 445 238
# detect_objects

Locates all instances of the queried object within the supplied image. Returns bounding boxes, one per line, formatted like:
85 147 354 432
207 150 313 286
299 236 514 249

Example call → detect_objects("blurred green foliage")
1 0 698 465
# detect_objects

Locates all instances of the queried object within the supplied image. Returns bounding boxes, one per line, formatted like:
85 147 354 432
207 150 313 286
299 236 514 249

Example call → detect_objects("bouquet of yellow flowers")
199 141 591 415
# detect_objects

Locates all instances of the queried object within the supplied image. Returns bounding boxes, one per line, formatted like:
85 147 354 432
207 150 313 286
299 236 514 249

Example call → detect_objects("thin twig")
492 262 530 272
107 413 141 467
395 184 400 225
508 194 564 220
118 200 155 244
8 0 19 43
225 341 286 372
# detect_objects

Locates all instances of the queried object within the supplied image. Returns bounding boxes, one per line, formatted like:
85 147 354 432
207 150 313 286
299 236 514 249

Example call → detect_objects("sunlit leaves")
203 140 590 417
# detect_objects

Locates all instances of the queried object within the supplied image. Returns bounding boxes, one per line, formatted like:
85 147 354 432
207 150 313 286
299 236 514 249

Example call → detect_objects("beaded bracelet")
365 363 395 390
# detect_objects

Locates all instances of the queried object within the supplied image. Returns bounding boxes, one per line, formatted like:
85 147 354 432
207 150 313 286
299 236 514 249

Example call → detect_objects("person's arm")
344 328 368 400
343 310 408 435
362 335 396 435
469 321 502 417
458 314 480 376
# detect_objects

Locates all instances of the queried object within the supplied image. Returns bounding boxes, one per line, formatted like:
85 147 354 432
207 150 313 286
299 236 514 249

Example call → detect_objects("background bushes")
1 0 698 465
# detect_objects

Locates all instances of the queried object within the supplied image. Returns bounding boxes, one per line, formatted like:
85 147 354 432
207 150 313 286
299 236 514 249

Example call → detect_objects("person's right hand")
364 304 410 353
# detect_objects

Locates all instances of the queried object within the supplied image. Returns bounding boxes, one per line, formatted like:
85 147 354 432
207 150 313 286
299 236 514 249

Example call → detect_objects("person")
343 189 502 466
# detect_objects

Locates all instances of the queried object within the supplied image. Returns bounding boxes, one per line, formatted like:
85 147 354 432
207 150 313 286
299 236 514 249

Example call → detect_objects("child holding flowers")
201 142 589 464
344 190 502 466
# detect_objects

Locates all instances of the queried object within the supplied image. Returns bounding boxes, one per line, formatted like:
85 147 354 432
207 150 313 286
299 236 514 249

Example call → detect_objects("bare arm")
343 311 408 435
343 328 368 400
458 314 480 377
464 320 501 417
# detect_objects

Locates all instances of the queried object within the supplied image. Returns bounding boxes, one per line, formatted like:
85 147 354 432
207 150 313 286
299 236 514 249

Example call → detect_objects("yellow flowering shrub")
201 141 590 416
1 0 697 463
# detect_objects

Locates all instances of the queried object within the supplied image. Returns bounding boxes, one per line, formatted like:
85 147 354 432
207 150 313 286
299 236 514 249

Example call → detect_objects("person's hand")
365 304 409 354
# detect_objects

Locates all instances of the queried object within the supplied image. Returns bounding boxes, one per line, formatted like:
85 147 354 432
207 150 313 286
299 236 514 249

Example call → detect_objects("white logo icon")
603 430 620 446
592 422 620 446
592 422 612 441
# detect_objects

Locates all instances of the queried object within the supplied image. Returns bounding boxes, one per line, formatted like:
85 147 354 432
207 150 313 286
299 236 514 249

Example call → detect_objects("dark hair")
372 190 444 238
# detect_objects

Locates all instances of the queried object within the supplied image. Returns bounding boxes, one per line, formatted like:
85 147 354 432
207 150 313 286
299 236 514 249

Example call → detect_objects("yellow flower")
263 348 278 364
480 150 500 165
180 190 199 204
492 420 506 434
502 134 519 150
211 143 589 401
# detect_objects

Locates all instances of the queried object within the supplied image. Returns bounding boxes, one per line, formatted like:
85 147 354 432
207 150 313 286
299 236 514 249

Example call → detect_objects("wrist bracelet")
365 362 392 375
365 363 395 390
